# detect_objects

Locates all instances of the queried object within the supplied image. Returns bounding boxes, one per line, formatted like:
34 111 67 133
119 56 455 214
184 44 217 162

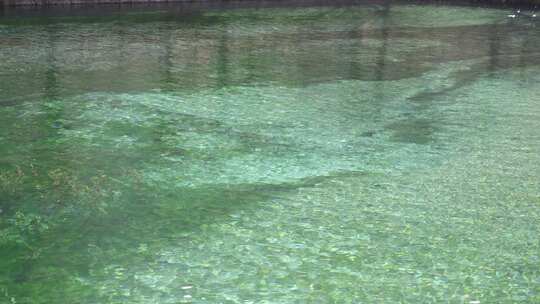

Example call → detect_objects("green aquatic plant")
0 212 49 249
0 166 25 196
41 167 118 213
1 164 122 257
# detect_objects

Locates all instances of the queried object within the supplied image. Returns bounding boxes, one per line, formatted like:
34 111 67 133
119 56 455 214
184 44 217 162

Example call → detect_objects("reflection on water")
1 2 540 303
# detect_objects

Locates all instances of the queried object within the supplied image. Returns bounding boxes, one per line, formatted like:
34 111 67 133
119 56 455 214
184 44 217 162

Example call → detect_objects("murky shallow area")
1 2 539 303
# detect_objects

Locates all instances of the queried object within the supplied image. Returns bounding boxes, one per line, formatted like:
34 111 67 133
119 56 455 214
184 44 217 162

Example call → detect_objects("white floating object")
181 285 193 290
508 14 517 18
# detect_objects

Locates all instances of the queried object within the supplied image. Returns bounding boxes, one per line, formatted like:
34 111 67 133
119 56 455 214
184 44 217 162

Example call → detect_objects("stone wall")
1 0 539 8
0 0 187 6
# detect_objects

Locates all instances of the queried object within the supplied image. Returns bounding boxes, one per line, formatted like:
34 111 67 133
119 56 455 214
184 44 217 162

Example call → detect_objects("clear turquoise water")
1 3 539 303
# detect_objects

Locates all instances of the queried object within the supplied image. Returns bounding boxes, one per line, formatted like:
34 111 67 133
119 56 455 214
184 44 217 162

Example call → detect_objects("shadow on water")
3 166 370 299
216 22 230 88
383 19 540 144
386 118 440 144
159 23 174 91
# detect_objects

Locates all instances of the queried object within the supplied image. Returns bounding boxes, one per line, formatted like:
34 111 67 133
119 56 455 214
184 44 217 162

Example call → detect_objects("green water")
1 3 540 303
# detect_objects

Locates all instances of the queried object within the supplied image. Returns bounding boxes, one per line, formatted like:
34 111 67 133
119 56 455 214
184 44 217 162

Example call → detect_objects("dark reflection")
517 19 537 80
346 16 363 79
160 23 174 91
2 8 540 103
372 0 391 113
216 24 230 88
488 21 503 74
44 25 59 102
375 1 390 82
401 11 540 104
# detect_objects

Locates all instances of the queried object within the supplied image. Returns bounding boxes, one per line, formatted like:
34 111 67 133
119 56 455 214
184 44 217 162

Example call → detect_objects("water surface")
1 2 539 303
